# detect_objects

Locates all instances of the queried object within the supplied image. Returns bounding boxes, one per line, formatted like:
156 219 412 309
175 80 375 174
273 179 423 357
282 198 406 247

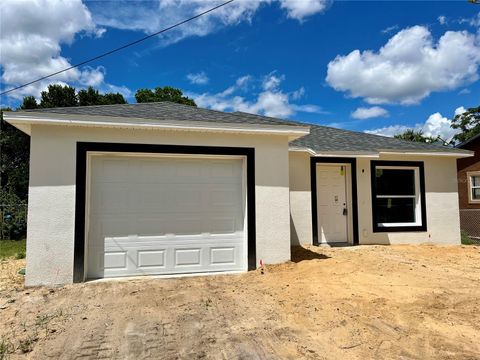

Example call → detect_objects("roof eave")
289 146 473 158
4 112 310 139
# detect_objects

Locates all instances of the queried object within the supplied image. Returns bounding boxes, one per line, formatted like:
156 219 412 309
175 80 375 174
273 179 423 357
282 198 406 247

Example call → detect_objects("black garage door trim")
74 142 256 283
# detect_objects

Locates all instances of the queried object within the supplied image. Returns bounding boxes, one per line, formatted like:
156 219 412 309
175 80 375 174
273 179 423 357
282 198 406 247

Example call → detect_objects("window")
467 172 480 203
371 161 426 232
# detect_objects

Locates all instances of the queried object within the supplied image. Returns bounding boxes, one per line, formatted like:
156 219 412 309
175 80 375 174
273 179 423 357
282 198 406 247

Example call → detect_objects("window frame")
370 161 427 233
467 171 480 204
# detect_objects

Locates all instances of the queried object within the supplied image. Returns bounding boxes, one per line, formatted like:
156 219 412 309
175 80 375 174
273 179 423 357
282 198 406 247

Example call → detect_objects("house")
456 134 480 239
4 102 471 286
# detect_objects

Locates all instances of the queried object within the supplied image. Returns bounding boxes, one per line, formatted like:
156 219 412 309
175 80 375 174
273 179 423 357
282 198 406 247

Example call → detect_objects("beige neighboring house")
4 102 471 286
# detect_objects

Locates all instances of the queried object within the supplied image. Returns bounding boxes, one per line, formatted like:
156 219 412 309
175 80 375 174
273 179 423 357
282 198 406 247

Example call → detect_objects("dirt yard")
1 245 479 359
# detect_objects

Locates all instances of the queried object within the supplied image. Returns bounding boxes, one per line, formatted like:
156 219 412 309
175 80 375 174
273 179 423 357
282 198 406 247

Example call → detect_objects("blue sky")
1 0 479 139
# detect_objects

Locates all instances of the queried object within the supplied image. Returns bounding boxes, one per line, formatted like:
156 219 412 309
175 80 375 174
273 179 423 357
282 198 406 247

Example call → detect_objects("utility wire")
0 0 234 97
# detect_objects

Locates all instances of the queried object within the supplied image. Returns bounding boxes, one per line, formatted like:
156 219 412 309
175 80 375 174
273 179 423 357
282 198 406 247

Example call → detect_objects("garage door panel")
95 159 130 183
87 155 246 279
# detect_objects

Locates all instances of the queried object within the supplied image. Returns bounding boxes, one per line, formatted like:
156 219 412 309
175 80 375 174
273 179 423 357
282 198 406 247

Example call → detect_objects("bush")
0 189 27 240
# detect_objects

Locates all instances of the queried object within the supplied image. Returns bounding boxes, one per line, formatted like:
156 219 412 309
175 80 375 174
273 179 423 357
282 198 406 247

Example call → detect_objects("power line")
0 0 235 97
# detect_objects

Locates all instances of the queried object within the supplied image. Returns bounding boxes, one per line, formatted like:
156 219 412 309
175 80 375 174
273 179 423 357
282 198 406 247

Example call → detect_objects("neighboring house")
4 102 471 286
456 134 480 238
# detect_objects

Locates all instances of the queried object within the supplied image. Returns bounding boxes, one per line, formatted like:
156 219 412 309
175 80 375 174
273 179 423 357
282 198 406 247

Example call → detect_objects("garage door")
87 154 246 279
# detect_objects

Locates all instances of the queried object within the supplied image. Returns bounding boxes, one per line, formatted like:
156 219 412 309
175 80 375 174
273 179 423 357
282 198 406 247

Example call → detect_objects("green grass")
0 239 26 259
461 231 480 245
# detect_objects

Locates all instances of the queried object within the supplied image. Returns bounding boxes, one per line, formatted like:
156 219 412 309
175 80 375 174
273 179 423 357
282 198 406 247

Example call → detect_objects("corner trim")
370 160 427 233
74 142 256 283
310 157 359 246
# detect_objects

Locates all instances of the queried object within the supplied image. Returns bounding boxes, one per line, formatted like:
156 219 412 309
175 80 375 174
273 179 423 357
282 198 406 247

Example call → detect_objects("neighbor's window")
371 161 426 232
468 172 480 203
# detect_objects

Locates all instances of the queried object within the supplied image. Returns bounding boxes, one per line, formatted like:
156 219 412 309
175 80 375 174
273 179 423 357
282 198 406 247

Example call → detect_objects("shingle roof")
457 132 480 149
23 102 469 155
233 112 469 154
25 101 302 127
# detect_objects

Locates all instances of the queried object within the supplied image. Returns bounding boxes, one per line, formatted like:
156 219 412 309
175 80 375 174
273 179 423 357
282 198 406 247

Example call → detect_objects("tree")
78 86 103 106
0 108 30 200
40 84 78 108
394 129 441 143
20 96 38 110
451 106 480 144
1 108 30 239
78 86 127 106
102 92 127 105
135 86 196 106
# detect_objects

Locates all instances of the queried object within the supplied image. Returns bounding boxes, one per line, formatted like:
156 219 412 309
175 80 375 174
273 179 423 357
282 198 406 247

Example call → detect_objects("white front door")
86 154 247 279
316 164 348 243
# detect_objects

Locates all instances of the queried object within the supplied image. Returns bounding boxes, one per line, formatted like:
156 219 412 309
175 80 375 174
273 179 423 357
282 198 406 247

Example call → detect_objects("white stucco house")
4 102 471 286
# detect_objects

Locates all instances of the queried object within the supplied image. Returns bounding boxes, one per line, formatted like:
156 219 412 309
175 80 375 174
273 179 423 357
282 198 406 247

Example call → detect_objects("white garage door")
87 154 246 279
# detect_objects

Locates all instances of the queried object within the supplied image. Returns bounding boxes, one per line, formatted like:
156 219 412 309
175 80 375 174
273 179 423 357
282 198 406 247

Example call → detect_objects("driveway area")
1 245 479 359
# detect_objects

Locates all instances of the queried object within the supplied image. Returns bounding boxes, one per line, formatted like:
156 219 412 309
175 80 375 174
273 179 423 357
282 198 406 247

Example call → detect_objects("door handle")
343 208 348 216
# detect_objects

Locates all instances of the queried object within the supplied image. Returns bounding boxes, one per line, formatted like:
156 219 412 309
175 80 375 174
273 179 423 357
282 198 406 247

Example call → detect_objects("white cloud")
351 106 389 119
279 0 329 21
460 12 480 28
381 25 399 34
0 0 129 101
326 26 480 105
291 86 305 100
459 88 471 95
186 71 209 85
455 106 467 117
438 15 447 25
88 0 328 46
190 73 324 118
365 107 465 142
79 66 106 87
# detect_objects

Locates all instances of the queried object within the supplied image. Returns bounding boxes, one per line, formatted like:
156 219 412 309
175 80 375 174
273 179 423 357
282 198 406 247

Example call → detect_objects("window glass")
472 186 480 200
372 163 424 230
472 176 480 187
375 169 415 196
375 198 416 223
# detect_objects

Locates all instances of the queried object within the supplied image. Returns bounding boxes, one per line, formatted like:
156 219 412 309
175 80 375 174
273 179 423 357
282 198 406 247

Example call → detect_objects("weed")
18 335 37 354
15 251 25 260
0 338 12 360
204 298 213 309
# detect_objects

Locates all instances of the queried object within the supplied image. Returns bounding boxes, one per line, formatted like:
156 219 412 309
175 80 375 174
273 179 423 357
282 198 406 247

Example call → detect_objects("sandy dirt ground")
1 244 480 360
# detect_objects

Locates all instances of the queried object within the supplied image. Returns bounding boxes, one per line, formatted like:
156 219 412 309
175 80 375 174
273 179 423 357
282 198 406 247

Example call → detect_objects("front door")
316 164 348 243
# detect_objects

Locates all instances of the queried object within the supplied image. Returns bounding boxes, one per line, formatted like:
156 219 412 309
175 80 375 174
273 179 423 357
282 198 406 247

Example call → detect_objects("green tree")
135 86 196 106
78 86 103 106
451 105 480 143
19 96 38 110
0 108 30 200
78 87 127 106
40 84 78 108
102 92 127 105
394 129 441 143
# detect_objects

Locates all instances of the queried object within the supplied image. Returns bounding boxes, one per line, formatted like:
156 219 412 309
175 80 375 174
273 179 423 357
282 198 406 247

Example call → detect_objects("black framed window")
371 161 426 232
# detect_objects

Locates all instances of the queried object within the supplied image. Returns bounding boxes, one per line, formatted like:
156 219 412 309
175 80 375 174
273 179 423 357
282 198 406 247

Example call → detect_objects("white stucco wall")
288 152 461 246
26 125 291 286
356 154 461 245
289 152 312 245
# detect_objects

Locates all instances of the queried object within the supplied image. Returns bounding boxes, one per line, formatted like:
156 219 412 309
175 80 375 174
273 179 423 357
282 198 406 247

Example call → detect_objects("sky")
1 0 479 140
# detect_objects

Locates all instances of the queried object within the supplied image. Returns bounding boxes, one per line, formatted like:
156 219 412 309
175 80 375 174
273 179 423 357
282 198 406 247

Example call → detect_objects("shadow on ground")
291 246 330 263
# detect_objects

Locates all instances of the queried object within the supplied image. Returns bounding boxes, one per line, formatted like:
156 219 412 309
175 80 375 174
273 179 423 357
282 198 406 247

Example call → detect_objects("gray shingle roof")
292 123 462 153
23 102 469 155
25 101 302 127
233 112 469 154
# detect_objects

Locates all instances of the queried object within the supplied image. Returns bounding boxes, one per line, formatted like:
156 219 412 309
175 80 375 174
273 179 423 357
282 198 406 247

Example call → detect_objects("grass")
0 239 26 260
461 231 480 245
